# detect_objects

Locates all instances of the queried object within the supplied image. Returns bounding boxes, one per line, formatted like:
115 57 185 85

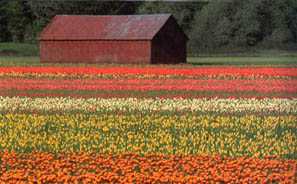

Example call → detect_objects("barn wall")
40 41 151 64
151 17 187 64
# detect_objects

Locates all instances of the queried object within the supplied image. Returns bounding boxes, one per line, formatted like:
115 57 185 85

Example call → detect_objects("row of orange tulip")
0 151 295 183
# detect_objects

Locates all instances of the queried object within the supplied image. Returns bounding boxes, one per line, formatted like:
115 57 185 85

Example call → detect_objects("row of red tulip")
1 77 296 92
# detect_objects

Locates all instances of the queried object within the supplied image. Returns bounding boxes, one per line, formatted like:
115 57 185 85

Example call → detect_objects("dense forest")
0 0 296 54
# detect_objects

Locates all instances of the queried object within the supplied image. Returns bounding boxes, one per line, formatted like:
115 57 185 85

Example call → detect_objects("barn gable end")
151 16 188 64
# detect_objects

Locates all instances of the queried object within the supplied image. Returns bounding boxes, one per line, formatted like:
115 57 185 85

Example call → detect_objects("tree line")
0 0 296 53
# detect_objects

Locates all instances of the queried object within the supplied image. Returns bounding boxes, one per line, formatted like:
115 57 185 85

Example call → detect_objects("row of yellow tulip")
0 113 295 158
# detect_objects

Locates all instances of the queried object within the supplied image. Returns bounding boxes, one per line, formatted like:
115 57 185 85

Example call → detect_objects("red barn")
36 14 188 64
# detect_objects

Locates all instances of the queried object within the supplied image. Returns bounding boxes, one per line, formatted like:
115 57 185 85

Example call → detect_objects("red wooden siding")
40 41 151 64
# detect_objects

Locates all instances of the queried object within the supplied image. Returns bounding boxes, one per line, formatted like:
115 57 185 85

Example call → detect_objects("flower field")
0 64 296 183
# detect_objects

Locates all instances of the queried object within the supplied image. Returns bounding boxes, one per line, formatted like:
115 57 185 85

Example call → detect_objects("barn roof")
36 14 174 41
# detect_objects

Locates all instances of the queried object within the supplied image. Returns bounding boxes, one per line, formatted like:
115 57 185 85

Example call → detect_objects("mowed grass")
187 56 297 65
0 56 40 63
0 56 296 65
0 42 40 63
0 42 39 57
188 49 297 64
1 56 296 65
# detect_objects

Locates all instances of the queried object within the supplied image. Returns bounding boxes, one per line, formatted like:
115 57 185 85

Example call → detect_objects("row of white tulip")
0 96 296 113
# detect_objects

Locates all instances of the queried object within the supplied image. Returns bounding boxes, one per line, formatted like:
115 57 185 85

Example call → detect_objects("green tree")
231 0 263 47
189 0 297 52
189 1 235 51
289 1 297 42
260 0 297 47
137 2 204 34
0 1 10 42
5 1 29 42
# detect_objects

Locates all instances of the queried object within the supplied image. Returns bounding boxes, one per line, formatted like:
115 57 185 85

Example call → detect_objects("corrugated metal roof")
36 14 172 40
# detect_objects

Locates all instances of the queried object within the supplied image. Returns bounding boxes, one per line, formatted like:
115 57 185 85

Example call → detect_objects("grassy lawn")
1 56 296 65
0 56 296 65
0 56 40 63
187 56 297 65
0 42 39 57
188 49 297 64
0 42 40 63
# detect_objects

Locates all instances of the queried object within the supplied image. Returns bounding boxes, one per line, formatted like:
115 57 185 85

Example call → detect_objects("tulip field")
0 63 296 183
